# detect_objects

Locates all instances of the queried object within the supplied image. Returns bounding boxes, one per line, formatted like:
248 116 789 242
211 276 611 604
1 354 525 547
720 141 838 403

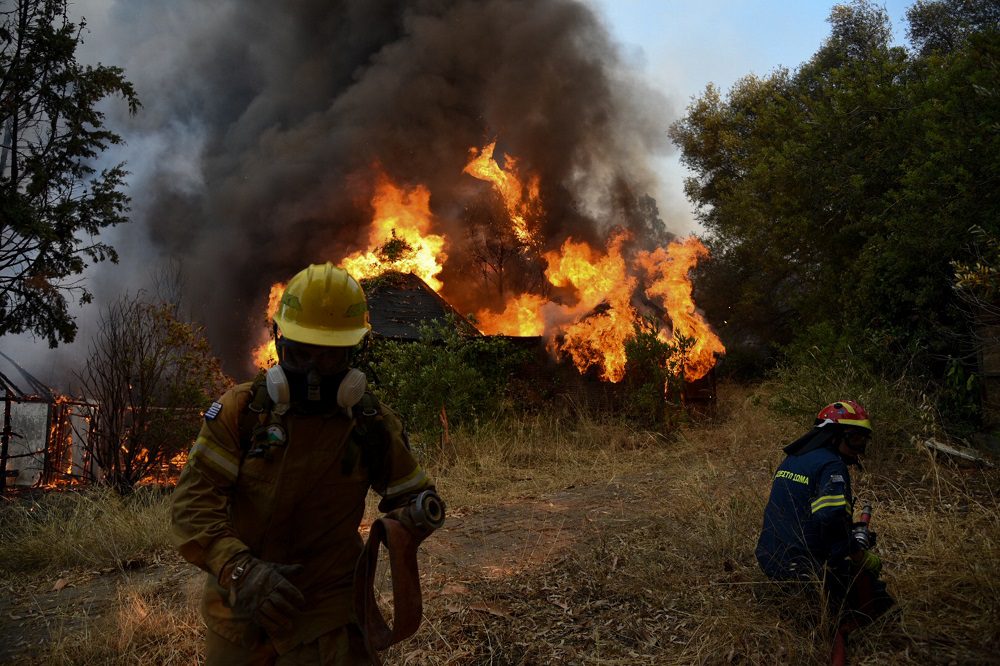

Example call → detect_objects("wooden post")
439 404 450 458
978 321 1000 427
1 394 12 494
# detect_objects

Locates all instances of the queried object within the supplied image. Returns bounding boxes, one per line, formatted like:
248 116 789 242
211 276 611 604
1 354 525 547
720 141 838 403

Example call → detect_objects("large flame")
475 233 724 383
475 293 547 336
476 232 640 382
246 146 724 386
544 232 637 382
464 141 542 245
252 282 285 369
637 238 726 381
341 173 447 291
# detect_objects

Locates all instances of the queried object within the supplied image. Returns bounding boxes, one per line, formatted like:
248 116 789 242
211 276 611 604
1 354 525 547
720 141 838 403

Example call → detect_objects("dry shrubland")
1 382 997 665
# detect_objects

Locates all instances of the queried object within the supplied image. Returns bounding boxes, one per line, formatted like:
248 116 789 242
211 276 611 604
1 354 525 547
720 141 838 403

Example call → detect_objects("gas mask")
266 365 367 416
269 338 367 415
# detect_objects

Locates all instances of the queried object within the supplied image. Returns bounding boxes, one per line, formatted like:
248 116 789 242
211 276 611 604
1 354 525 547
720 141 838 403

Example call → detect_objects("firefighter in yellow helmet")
171 263 442 665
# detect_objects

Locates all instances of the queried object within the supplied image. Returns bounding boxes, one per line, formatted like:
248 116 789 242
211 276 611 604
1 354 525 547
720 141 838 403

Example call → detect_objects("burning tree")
75 293 229 493
465 194 547 304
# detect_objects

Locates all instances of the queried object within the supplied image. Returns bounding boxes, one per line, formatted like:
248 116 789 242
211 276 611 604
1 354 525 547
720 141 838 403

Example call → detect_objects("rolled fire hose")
354 491 445 663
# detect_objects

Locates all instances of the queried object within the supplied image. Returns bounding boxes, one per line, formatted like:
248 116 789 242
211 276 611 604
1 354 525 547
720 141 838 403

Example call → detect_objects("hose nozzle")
407 490 446 532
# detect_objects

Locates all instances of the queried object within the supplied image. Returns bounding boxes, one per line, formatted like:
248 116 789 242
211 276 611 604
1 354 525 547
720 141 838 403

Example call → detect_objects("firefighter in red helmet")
171 263 443 665
756 401 894 652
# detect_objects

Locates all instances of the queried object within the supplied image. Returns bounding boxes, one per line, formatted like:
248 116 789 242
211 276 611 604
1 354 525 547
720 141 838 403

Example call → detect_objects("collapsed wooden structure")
0 352 98 492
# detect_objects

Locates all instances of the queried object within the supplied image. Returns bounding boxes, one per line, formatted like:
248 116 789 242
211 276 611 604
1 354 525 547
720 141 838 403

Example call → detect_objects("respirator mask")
268 338 367 416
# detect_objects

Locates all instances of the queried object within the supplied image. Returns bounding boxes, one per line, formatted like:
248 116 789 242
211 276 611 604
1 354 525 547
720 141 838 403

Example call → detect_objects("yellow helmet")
273 263 371 347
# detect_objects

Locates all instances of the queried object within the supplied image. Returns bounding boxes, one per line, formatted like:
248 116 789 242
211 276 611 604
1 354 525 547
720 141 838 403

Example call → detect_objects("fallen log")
921 438 995 467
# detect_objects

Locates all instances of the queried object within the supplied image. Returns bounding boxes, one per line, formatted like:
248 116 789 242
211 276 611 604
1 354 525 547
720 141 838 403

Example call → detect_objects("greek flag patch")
204 402 223 421
830 474 845 484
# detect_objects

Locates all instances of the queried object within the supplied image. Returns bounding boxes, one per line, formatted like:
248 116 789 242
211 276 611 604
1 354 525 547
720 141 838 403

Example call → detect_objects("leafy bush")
622 318 689 429
763 349 928 463
781 322 981 442
363 316 529 439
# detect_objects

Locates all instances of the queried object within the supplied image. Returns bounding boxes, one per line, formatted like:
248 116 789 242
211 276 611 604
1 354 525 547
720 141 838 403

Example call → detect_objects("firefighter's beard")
283 367 346 414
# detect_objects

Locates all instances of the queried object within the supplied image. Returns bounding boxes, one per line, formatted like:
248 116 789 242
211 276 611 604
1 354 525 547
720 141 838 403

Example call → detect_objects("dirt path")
426 480 640 577
0 556 191 662
0 476 652 663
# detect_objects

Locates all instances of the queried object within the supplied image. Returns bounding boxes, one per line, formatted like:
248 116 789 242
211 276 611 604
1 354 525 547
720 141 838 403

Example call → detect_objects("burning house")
0 352 98 492
364 272 479 342
49 1 727 410
248 145 724 407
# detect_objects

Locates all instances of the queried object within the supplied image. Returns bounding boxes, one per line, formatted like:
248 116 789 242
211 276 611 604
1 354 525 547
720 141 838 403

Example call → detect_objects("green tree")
673 1 908 358
852 25 1000 364
365 315 527 440
0 0 139 346
907 0 1000 56
674 0 997 365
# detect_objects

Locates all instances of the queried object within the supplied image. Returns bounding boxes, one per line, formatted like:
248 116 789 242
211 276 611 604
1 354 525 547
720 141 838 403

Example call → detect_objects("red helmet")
815 400 872 431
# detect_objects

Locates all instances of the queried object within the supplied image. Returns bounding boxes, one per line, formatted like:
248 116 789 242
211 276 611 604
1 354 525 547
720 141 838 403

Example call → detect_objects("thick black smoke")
99 0 672 374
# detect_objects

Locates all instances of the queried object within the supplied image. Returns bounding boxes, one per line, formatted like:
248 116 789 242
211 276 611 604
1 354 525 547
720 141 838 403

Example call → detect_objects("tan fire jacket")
170 381 433 653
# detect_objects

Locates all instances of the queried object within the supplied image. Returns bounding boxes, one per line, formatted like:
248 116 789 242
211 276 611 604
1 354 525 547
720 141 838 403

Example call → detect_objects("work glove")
222 553 306 636
857 549 882 577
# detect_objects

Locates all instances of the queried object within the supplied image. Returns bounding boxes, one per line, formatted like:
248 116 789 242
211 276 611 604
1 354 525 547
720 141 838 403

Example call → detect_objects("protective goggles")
276 338 350 375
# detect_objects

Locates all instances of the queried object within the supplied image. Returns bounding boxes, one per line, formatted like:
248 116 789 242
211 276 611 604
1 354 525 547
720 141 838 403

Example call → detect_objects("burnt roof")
362 272 480 341
0 351 54 401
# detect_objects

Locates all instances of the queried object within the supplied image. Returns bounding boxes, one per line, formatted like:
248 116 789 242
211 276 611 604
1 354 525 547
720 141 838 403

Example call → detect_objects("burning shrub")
74 294 230 493
622 320 692 429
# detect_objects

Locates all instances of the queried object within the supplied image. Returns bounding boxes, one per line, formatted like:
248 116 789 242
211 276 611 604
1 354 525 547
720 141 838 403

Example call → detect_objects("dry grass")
393 383 1000 665
0 486 172 573
39 567 203 665
2 381 997 664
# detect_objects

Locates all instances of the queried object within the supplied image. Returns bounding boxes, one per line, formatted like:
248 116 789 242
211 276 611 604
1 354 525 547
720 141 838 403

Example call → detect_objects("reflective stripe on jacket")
755 446 854 579
170 381 433 653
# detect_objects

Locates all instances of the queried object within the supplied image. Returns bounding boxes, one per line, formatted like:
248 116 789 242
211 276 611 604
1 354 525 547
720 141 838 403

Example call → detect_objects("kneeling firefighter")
171 263 444 665
755 400 894 663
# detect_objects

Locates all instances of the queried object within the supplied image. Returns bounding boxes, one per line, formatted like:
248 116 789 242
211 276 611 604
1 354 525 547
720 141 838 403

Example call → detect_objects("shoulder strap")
351 393 383 442
351 393 391 476
238 377 272 455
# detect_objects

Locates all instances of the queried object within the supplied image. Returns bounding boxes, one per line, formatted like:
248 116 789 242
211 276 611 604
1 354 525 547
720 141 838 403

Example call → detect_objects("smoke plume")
85 0 674 375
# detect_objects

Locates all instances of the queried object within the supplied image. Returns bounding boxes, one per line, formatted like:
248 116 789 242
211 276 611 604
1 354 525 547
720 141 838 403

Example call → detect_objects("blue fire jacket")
755 446 856 579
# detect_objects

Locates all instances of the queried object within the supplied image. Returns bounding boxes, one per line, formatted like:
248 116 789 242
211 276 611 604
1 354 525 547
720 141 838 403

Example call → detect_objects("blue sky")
586 0 915 231
590 0 912 100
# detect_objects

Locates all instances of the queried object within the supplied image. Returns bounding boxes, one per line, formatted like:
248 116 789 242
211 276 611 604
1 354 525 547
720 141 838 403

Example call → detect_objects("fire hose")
831 504 874 666
354 490 445 664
